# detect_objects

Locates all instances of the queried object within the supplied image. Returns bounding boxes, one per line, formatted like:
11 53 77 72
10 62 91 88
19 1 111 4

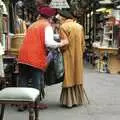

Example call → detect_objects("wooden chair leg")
34 101 39 120
29 106 34 120
0 104 5 120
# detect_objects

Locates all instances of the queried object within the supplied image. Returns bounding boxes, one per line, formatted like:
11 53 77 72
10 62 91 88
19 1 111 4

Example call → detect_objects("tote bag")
45 49 64 86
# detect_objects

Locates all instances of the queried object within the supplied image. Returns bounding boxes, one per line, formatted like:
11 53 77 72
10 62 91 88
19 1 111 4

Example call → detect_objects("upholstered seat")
0 87 40 120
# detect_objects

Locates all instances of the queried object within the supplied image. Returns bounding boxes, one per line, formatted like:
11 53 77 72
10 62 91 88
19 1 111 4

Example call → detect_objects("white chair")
0 87 40 120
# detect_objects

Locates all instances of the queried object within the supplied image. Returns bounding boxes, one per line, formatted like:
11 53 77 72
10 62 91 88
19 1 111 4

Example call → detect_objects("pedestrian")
57 10 86 108
18 6 65 110
0 43 4 79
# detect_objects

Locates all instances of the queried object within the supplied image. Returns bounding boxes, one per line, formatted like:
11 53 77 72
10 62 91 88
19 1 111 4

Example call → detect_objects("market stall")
92 8 120 74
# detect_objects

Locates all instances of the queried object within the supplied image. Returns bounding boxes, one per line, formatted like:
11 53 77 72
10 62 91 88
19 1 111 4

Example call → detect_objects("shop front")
88 2 120 74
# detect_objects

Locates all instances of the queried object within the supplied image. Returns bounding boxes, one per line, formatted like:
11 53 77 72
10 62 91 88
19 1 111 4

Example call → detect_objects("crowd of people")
0 5 86 110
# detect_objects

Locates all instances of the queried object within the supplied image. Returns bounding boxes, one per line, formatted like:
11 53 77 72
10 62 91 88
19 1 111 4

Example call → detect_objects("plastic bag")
45 49 64 86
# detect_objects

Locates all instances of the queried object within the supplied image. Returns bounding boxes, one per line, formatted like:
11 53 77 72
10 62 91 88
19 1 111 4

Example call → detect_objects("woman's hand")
60 39 69 47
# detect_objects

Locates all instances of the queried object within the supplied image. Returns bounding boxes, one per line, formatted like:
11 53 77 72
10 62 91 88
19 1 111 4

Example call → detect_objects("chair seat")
0 87 39 102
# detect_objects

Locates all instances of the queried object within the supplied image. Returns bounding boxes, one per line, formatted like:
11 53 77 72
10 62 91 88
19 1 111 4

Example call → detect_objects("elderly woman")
0 43 4 78
0 42 4 89
57 10 86 108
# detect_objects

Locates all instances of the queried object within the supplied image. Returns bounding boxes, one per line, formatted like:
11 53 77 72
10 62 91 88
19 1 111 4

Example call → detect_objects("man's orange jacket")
18 19 49 71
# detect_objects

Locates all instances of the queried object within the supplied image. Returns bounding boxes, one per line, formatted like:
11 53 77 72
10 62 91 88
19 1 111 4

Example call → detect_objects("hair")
40 13 50 19
58 10 73 19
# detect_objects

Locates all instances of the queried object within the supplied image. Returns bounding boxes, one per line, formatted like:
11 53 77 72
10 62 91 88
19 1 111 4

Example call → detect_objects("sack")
45 49 64 86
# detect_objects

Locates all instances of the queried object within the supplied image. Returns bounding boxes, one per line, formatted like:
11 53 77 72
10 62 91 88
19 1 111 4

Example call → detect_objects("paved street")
2 65 120 120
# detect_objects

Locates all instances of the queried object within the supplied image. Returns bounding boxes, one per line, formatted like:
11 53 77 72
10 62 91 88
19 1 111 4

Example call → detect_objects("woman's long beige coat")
59 19 85 88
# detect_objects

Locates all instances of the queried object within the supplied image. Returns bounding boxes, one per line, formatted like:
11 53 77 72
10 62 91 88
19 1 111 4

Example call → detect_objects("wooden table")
93 47 120 74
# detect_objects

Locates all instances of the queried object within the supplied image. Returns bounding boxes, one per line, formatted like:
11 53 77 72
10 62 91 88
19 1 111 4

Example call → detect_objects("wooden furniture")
93 47 118 54
103 24 113 47
108 54 120 74
3 55 17 87
10 34 24 56
102 16 116 48
93 46 120 74
0 87 40 120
